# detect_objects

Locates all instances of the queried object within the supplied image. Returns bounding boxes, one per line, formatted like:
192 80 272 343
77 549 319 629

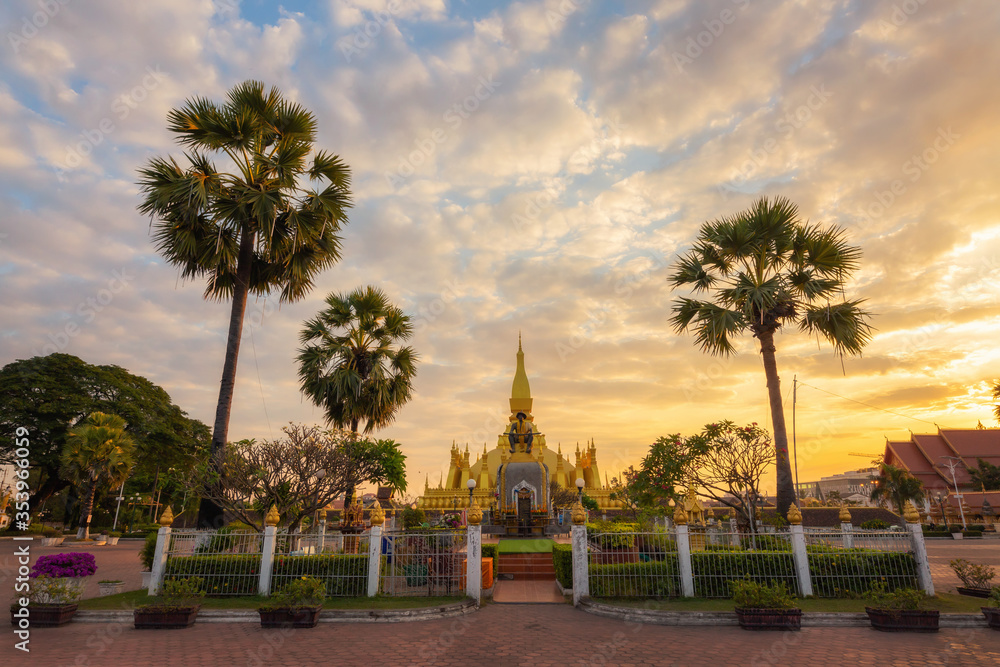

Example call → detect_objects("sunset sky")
2 0 998 498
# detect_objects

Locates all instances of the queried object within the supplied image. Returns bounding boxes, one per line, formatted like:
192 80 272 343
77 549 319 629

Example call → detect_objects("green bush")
272 555 368 597
922 531 951 538
164 553 370 597
481 543 498 582
139 532 158 571
739 534 790 551
586 522 638 549
948 524 963 533
195 526 260 554
865 581 932 611
402 508 426 530
691 551 797 597
589 559 680 598
553 544 573 589
808 551 918 597
164 554 261 596
963 530 983 538
730 579 796 609
949 558 996 589
859 519 890 530
263 576 326 609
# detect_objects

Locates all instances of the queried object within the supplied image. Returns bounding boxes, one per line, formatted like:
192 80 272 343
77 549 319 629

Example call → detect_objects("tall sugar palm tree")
992 380 1000 424
869 463 924 519
137 81 353 528
669 196 874 518
297 286 418 435
61 412 135 539
297 286 418 510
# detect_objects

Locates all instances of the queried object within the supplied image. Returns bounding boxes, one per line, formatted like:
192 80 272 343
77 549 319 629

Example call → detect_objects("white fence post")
148 522 171 596
571 506 589 605
259 524 278 596
839 506 853 549
904 501 935 596
674 506 694 598
367 524 382 597
787 506 813 597
466 522 482 604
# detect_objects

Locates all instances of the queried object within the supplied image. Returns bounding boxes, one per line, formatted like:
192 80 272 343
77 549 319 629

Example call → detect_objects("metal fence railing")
587 530 681 598
688 529 799 598
378 531 468 597
805 529 917 597
163 529 264 597
270 529 370 597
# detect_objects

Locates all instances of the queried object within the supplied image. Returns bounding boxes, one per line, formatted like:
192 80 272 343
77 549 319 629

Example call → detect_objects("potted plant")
731 580 801 631
39 526 65 547
139 532 157 589
134 577 205 629
30 552 98 600
98 580 126 596
950 559 996 598
93 532 108 546
949 524 964 540
106 531 122 546
258 576 326 628
864 582 939 632
9 575 84 627
982 587 1000 630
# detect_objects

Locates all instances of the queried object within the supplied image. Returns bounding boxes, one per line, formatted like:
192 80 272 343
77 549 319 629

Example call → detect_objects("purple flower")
30 552 98 578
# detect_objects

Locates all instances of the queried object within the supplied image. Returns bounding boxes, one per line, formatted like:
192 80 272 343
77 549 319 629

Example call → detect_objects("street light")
576 477 585 500
313 469 326 529
940 456 968 529
467 478 476 505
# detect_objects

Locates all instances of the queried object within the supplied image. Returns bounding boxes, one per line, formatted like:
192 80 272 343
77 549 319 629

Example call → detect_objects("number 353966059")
13 427 31 524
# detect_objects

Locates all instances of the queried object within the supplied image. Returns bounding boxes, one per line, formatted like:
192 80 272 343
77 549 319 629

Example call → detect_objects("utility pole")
940 456 968 529
792 375 799 503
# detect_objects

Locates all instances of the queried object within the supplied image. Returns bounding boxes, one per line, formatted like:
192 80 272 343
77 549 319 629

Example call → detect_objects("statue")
508 411 534 454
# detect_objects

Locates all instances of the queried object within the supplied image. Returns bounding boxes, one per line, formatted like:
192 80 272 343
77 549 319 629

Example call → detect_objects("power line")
796 381 946 428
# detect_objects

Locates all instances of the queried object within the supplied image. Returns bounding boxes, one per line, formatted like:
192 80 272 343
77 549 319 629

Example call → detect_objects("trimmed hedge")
589 558 680 598
164 554 369 597
481 543 498 584
963 530 983 538
553 544 573 589
691 552 797 597
923 531 952 538
807 551 918 597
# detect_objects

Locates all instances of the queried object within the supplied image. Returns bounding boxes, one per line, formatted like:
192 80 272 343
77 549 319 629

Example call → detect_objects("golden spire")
839 505 852 523
369 503 385 527
787 504 802 525
265 506 280 527
158 506 174 527
510 335 532 412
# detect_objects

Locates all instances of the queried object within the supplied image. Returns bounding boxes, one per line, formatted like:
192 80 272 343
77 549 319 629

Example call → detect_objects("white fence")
574 514 934 602
148 523 483 602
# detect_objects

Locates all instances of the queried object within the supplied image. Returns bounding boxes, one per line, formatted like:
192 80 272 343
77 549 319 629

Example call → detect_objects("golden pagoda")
417 336 619 512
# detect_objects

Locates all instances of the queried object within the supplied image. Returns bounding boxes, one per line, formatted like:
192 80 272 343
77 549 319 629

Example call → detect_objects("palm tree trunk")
758 329 795 518
77 482 97 540
198 228 256 529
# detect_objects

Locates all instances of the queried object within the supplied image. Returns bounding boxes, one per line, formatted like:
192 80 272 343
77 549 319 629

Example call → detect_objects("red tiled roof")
883 428 1000 491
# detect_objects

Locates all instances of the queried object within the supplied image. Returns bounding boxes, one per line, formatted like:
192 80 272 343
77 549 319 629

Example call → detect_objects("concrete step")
498 553 556 580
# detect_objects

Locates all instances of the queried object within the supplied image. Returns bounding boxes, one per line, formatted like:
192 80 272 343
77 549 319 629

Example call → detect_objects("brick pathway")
5 603 999 666
493 579 565 603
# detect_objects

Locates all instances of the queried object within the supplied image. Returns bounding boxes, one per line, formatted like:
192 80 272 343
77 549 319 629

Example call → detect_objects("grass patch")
598 593 987 614
498 539 554 554
79 590 466 611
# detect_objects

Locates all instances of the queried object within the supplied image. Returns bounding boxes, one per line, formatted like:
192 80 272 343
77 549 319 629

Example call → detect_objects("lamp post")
934 492 946 526
467 478 476 505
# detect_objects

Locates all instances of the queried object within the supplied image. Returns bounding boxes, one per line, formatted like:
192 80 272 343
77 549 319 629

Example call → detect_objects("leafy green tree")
0 354 209 511
669 196 874 517
969 458 1000 491
61 412 136 539
298 286 418 434
869 463 924 519
610 438 704 518
138 80 353 528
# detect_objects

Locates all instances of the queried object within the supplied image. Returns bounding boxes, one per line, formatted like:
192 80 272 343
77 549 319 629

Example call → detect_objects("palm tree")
297 286 418 434
137 81 353 528
61 412 135 539
669 196 874 518
297 286 418 507
992 380 1000 424
869 463 924 519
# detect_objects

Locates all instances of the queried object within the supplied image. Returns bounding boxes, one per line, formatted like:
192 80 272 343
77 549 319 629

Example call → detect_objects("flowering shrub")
263 576 326 610
441 513 462 529
30 552 97 578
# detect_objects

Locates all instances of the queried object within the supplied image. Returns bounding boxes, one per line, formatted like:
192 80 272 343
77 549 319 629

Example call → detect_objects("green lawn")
79 590 466 611
599 593 989 614
497 538 555 554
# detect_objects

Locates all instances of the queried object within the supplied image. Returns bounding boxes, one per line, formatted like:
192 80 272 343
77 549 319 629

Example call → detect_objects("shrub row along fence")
575 514 932 601
150 524 475 600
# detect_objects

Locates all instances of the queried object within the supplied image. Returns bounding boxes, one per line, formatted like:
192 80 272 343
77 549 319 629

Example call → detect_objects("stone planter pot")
735 607 802 631
258 606 322 628
98 581 125 596
982 607 1000 630
105 536 120 546
865 607 939 632
134 606 200 629
93 537 107 546
951 532 963 540
40 537 66 547
141 571 152 589
11 604 78 627
957 587 992 599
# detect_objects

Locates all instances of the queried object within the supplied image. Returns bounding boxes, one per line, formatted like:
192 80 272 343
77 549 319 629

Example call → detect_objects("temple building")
417 337 619 512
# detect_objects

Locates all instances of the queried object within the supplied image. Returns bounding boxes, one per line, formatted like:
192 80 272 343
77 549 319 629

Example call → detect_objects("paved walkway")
493 579 565 603
5 603 999 666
